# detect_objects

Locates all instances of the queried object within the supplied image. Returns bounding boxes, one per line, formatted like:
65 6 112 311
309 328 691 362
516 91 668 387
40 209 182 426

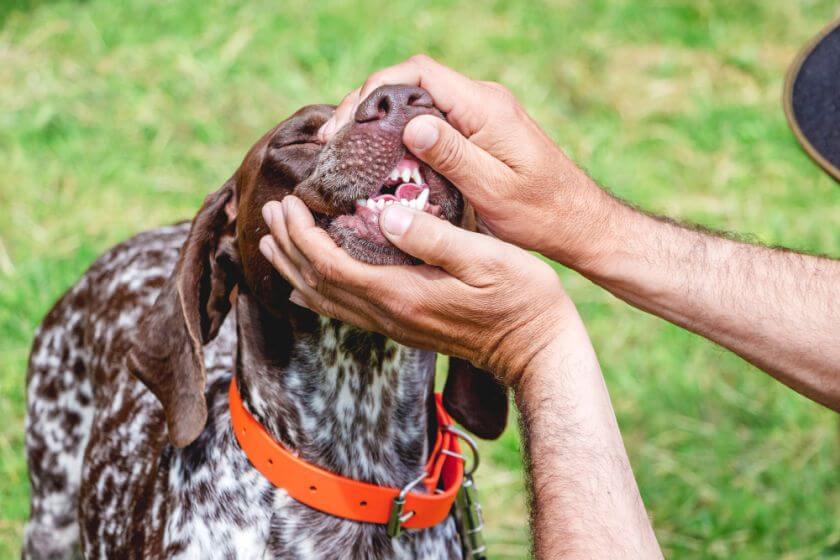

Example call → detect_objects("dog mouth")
327 154 447 263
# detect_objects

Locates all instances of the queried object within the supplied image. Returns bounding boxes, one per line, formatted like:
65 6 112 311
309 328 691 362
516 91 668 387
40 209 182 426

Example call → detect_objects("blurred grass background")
1 0 839 558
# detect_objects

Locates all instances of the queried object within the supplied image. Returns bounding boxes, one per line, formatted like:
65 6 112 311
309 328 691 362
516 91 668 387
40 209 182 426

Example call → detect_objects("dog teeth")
357 189 433 215
416 188 429 209
389 169 400 181
401 169 411 183
411 169 423 184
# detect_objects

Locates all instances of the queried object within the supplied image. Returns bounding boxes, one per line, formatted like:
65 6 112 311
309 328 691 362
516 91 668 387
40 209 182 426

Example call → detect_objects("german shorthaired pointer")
23 85 509 559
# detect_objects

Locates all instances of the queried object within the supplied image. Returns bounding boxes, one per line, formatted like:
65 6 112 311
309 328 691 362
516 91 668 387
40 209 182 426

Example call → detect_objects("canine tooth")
366 199 376 210
356 199 366 207
416 188 429 209
400 199 409 206
376 199 385 210
401 169 411 183
411 169 422 184
389 169 400 181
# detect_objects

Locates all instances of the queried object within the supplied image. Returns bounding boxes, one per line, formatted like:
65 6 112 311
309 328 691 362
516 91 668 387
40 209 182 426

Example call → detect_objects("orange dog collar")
229 378 464 535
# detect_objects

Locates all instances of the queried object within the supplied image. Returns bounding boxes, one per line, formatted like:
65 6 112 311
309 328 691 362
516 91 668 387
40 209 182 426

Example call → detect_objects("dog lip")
339 155 443 246
320 152 451 265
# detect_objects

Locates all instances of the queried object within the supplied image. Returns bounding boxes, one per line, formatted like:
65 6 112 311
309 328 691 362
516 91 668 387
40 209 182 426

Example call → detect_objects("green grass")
1 0 839 557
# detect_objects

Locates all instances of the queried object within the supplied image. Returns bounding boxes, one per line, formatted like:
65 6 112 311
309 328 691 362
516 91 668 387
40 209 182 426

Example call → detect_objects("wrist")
495 295 579 389
539 163 637 277
510 301 596 398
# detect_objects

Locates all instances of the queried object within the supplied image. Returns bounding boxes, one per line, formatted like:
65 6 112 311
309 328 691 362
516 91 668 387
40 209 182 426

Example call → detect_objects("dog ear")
443 358 508 439
127 179 239 448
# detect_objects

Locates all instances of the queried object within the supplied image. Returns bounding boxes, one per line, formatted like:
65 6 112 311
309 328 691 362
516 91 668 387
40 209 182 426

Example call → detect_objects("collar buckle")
387 473 425 538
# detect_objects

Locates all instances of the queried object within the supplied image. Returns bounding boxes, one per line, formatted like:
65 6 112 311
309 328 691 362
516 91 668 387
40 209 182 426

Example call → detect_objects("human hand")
259 196 574 386
319 54 621 269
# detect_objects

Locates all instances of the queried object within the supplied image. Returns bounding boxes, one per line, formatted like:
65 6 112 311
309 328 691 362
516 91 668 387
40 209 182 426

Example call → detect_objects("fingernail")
262 201 283 226
259 235 276 260
405 117 438 151
289 290 311 310
381 206 414 236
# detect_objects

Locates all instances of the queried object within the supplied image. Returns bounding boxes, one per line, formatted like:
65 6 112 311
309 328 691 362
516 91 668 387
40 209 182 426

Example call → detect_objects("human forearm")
316 57 838 405
570 202 840 409
515 309 662 559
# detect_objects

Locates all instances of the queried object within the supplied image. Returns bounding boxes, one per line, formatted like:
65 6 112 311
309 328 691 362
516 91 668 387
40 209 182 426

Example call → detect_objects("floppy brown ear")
443 358 508 439
127 180 239 448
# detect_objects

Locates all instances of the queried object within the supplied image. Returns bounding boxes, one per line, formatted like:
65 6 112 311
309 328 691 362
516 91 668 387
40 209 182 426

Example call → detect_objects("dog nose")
354 85 435 128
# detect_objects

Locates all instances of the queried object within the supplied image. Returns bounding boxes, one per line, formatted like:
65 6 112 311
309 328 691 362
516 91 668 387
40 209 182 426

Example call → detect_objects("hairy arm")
516 306 662 559
574 199 840 409
317 54 839 408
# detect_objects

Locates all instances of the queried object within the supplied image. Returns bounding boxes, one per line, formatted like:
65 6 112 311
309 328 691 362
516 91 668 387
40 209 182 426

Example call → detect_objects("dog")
23 85 509 559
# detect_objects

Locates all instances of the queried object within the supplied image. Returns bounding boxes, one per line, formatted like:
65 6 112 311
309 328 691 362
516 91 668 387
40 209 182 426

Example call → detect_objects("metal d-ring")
444 425 480 477
398 473 427 501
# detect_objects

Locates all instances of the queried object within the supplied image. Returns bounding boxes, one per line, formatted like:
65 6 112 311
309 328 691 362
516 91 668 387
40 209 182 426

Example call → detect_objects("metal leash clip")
445 426 488 560
457 475 487 559
387 473 425 538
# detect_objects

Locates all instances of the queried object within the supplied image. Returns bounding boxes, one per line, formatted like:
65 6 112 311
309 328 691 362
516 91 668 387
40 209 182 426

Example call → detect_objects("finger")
378 205 509 281
319 88 361 142
280 251 435 351
258 233 311 295
403 115 513 202
262 200 321 287
259 233 382 327
474 215 497 237
288 289 312 310
280 196 380 293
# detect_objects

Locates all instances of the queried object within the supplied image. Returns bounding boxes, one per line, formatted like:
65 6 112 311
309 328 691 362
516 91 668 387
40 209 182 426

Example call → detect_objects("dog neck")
233 290 436 487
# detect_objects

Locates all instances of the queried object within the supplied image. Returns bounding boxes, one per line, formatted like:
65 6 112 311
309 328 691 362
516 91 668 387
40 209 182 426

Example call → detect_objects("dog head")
128 85 508 448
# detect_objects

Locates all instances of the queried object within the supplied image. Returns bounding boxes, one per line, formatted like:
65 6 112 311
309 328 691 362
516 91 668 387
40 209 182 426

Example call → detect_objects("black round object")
784 17 840 182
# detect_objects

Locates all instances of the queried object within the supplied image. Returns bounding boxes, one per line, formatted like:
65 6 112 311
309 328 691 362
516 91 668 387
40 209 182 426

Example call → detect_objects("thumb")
403 115 510 202
379 205 497 278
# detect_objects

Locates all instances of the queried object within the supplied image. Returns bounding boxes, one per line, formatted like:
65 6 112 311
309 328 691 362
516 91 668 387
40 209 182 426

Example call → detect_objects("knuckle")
409 53 433 67
362 74 382 93
381 297 405 319
303 267 320 289
318 297 339 319
492 85 517 108
382 294 418 325
311 256 336 282
495 84 514 100
484 81 506 93
380 316 407 343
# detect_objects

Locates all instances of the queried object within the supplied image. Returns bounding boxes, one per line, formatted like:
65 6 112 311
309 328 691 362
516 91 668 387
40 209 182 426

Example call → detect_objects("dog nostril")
377 96 391 118
407 92 430 107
